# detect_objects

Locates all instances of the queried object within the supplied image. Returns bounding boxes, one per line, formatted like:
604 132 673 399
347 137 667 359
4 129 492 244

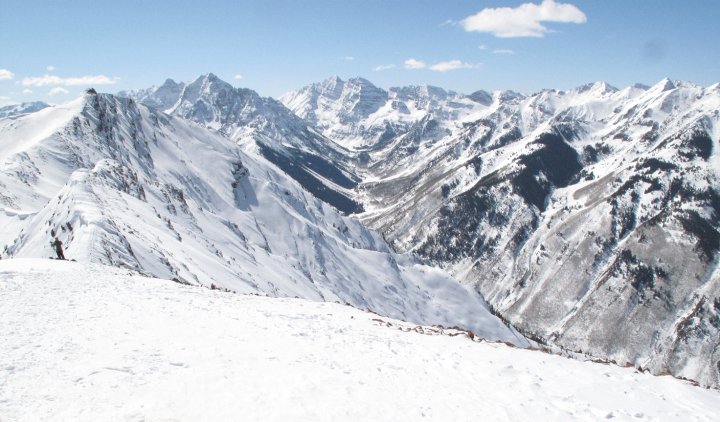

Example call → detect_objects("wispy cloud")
47 65 55 72
462 0 586 38
372 64 396 72
404 58 427 70
429 60 481 72
22 74 120 87
0 96 14 106
0 69 14 80
340 56 355 61
478 44 489 50
493 49 515 55
234 74 243 80
439 19 456 27
48 87 69 96
23 88 32 94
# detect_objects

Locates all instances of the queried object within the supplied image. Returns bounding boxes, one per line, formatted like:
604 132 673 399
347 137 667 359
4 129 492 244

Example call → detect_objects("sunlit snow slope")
1 259 718 422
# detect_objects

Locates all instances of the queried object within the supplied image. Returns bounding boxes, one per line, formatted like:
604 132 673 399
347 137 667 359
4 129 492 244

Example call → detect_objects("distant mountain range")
1 73 717 387
0 101 50 118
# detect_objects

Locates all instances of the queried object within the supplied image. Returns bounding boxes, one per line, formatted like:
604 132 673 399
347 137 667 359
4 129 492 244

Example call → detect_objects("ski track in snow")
1 259 718 422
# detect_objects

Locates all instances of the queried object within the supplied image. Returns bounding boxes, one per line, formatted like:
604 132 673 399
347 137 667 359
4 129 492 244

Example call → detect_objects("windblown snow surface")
1 259 719 422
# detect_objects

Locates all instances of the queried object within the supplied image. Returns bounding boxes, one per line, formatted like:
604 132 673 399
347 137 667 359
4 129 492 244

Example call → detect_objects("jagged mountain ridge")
280 76 491 151
120 74 362 213
0 90 523 343
283 76 720 387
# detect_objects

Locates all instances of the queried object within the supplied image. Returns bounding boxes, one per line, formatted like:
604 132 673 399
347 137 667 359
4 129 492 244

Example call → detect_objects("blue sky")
1 0 718 104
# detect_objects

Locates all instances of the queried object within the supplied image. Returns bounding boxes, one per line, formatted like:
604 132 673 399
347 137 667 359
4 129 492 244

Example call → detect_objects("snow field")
1 259 719 421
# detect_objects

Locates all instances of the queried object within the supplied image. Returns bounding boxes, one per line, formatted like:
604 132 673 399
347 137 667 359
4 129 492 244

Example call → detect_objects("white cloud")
48 87 70 96
0 96 14 106
429 60 480 72
372 64 396 72
439 19 456 27
341 56 354 61
0 69 14 80
493 49 515 55
461 0 586 38
478 44 488 50
23 89 32 94
22 74 120 87
47 65 55 72
404 58 427 70
234 74 243 80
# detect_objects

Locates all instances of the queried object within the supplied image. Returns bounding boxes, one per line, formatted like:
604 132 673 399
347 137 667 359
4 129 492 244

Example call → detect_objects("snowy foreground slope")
2 259 719 422
0 91 519 343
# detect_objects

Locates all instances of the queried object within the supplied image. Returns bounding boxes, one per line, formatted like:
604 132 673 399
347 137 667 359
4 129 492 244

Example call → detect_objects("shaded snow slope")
0 92 519 343
1 259 718 422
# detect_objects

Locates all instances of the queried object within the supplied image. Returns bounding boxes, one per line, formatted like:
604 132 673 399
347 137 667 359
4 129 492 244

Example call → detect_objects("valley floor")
1 259 718 421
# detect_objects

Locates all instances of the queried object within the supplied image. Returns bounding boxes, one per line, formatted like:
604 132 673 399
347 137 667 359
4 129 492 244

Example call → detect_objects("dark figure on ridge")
52 237 65 260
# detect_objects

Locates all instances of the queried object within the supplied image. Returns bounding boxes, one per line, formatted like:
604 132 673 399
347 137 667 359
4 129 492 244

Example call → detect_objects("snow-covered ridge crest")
0 90 522 344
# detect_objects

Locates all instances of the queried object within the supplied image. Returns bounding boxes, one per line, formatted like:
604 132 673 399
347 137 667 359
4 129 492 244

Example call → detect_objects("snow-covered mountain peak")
650 77 678 93
390 84 453 103
467 89 493 106
572 81 618 96
309 75 385 103
318 75 344 95
495 89 526 103
170 73 236 113
117 78 186 112
346 76 379 89
341 77 388 113
281 77 489 149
